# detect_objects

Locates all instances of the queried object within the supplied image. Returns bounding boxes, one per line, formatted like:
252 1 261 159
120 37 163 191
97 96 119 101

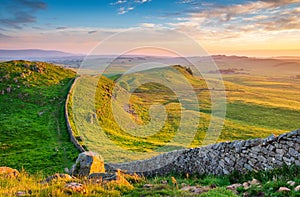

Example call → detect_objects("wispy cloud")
56 27 68 30
139 23 156 27
0 0 47 30
167 0 300 41
110 0 127 5
88 30 98 34
177 0 194 4
0 32 12 39
118 6 135 14
112 0 151 14
134 0 151 3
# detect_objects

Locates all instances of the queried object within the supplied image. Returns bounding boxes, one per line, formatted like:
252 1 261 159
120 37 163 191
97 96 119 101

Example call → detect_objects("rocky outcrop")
70 151 105 177
106 129 300 177
0 167 19 178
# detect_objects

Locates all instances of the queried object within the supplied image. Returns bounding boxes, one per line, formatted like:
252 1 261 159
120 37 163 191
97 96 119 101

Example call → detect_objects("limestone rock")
294 185 300 191
70 152 105 177
277 187 291 192
0 167 19 178
41 173 73 184
16 191 27 196
161 180 168 184
226 183 242 190
180 186 211 194
143 184 154 188
64 182 87 194
248 178 261 186
287 180 296 187
88 173 117 183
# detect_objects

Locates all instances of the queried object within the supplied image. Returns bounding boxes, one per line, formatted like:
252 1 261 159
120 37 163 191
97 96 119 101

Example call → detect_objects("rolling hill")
68 64 300 163
0 60 79 174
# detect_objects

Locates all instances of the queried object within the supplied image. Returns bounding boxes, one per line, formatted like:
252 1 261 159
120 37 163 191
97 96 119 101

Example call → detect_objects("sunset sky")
0 0 300 57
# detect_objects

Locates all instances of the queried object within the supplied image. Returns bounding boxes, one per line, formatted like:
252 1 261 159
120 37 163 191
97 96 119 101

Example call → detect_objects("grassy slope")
68 65 300 163
0 60 79 174
0 61 300 196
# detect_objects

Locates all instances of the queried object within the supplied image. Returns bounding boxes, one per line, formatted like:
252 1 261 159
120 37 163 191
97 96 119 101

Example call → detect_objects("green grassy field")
0 60 79 174
1 60 300 196
68 65 300 163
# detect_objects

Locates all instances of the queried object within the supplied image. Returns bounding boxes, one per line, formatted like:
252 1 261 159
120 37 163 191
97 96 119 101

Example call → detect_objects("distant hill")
0 49 77 60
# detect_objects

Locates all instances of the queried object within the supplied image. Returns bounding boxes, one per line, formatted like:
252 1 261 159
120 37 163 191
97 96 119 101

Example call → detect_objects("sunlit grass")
0 61 79 174
67 65 300 162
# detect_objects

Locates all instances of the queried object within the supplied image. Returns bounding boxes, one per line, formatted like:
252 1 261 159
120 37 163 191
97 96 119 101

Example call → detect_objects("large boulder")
70 152 105 177
0 167 19 178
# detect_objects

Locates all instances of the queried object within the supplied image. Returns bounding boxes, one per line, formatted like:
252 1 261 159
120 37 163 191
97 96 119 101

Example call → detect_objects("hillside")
0 60 79 174
68 64 300 163
0 49 75 60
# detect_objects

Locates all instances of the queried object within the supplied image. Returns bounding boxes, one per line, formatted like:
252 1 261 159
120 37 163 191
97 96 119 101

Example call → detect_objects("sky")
0 0 300 57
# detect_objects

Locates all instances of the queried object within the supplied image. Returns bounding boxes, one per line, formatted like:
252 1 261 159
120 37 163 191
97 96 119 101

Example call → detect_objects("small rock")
88 173 118 183
181 186 192 191
0 167 19 178
287 181 296 187
226 183 242 190
249 178 261 186
161 180 168 184
294 185 300 191
16 191 27 196
64 168 70 174
180 183 187 187
41 173 73 184
243 182 250 190
64 182 87 194
143 184 154 188
277 187 291 192
180 186 210 194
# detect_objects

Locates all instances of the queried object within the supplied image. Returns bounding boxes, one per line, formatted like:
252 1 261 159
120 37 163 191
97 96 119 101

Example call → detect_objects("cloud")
0 0 47 29
140 23 157 27
17 0 47 9
112 0 151 14
56 27 68 30
0 32 12 39
88 30 98 34
177 0 194 4
118 6 135 14
135 0 151 3
167 0 300 41
110 0 127 5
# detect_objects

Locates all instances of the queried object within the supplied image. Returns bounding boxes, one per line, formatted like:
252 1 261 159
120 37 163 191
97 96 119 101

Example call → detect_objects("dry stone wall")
65 77 86 153
106 129 300 177
65 79 300 176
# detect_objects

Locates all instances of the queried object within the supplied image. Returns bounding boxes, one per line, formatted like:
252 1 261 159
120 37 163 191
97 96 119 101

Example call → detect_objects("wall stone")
106 129 300 177
65 77 86 153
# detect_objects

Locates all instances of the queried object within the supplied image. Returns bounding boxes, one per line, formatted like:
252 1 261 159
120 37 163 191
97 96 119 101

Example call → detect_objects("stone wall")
65 78 300 176
106 129 300 176
65 77 86 153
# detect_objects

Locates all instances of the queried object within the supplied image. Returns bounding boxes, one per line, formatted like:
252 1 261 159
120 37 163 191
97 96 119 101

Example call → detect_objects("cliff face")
106 129 300 176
